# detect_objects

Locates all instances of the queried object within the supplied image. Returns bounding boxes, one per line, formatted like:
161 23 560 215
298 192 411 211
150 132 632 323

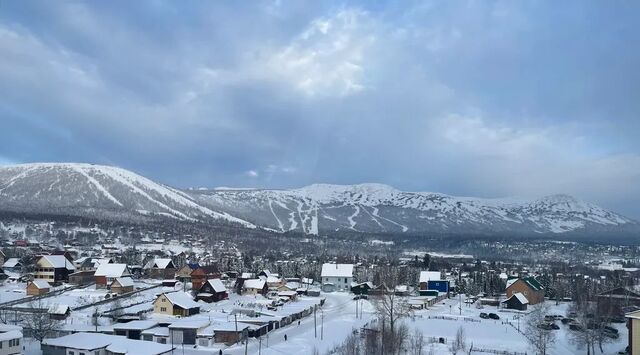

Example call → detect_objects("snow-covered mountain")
0 163 636 236
191 183 637 236
0 163 254 228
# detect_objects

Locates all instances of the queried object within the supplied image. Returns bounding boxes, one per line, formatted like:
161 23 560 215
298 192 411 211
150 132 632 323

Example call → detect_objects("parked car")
561 318 576 324
488 313 500 320
537 322 559 330
603 330 619 339
480 312 489 319
353 295 368 300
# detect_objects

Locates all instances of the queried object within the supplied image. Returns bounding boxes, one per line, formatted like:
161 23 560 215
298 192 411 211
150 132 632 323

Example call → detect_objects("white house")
41 332 173 355
321 263 354 292
0 324 22 355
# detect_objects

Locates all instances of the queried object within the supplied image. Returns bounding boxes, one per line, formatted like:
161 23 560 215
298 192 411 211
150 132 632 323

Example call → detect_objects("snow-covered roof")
113 320 158 331
503 292 529 305
48 304 70 315
162 292 200 309
0 330 21 342
206 278 226 293
42 332 174 354
145 258 174 269
39 255 76 270
321 263 354 278
419 271 442 283
243 279 266 289
168 319 210 329
2 258 21 268
95 263 130 278
30 280 50 289
113 277 134 287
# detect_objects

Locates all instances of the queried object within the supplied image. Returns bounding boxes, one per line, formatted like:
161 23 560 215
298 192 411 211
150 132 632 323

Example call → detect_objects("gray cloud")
0 1 639 218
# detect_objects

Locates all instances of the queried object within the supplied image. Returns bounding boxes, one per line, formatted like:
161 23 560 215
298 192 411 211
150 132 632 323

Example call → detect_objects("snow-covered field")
6 284 628 355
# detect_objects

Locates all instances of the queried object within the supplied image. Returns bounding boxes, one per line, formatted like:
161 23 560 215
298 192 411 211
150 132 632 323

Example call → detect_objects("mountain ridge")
0 163 636 236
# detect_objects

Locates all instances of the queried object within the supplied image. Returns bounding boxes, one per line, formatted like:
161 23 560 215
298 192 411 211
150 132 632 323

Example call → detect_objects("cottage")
321 263 354 292
505 277 545 305
626 310 640 355
41 332 174 355
111 277 135 294
190 265 220 290
1 258 21 271
195 278 228 303
0 324 22 355
144 258 176 279
95 263 131 289
175 263 199 283
243 279 268 296
153 292 201 317
502 292 529 311
33 255 76 283
26 280 50 296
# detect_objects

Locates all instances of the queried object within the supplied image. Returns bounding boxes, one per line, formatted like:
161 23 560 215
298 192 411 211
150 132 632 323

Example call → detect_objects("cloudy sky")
1 1 639 218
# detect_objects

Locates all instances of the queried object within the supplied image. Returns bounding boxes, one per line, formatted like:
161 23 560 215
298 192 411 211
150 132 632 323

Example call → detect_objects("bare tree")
526 303 556 355
374 266 410 355
21 299 61 342
449 326 467 355
408 328 425 355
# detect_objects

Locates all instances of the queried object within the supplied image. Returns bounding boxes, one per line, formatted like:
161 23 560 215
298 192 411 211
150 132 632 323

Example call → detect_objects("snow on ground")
15 287 630 355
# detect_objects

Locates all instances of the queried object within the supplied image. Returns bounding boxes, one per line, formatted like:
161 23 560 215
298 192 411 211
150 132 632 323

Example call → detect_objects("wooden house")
27 280 50 296
195 279 228 303
505 277 545 305
153 292 200 317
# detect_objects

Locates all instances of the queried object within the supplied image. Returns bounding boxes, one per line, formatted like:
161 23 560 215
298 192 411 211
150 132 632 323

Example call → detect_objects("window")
161 307 167 312
95 352 100 355
344 278 347 283
69 352 74 355
79 352 86 355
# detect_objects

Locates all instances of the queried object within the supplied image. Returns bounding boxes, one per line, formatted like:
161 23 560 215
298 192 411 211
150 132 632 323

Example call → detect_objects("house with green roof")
505 276 545 305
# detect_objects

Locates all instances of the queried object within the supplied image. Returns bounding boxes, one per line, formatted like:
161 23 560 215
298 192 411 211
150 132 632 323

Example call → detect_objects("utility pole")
314 306 317 338
259 336 262 355
321 308 324 340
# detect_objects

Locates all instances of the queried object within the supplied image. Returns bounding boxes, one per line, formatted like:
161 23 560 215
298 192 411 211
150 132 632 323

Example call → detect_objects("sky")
0 1 639 218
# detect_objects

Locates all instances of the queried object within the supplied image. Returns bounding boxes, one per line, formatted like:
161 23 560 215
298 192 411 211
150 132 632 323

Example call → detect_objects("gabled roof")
95 264 130 278
43 332 174 355
506 277 544 291
204 278 226 293
113 277 134 288
243 279 266 289
39 255 76 270
145 258 174 269
502 292 529 305
30 280 50 289
161 292 200 310
419 271 442 283
321 263 354 278
3 258 21 268
48 304 70 315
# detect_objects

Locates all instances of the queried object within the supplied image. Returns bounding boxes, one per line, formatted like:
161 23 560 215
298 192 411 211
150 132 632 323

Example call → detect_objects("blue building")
427 280 449 293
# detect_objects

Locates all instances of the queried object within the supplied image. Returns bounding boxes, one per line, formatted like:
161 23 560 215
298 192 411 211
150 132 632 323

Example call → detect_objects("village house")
243 279 268 296
168 319 211 346
505 277 545 305
94 263 131 288
26 279 50 296
33 255 76 283
0 324 22 355
321 263 354 292
175 263 199 283
195 278 228 303
189 265 220 290
111 277 135 294
1 258 21 271
41 332 174 355
626 310 640 355
144 258 176 279
153 291 201 317
597 287 640 317
68 270 96 286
